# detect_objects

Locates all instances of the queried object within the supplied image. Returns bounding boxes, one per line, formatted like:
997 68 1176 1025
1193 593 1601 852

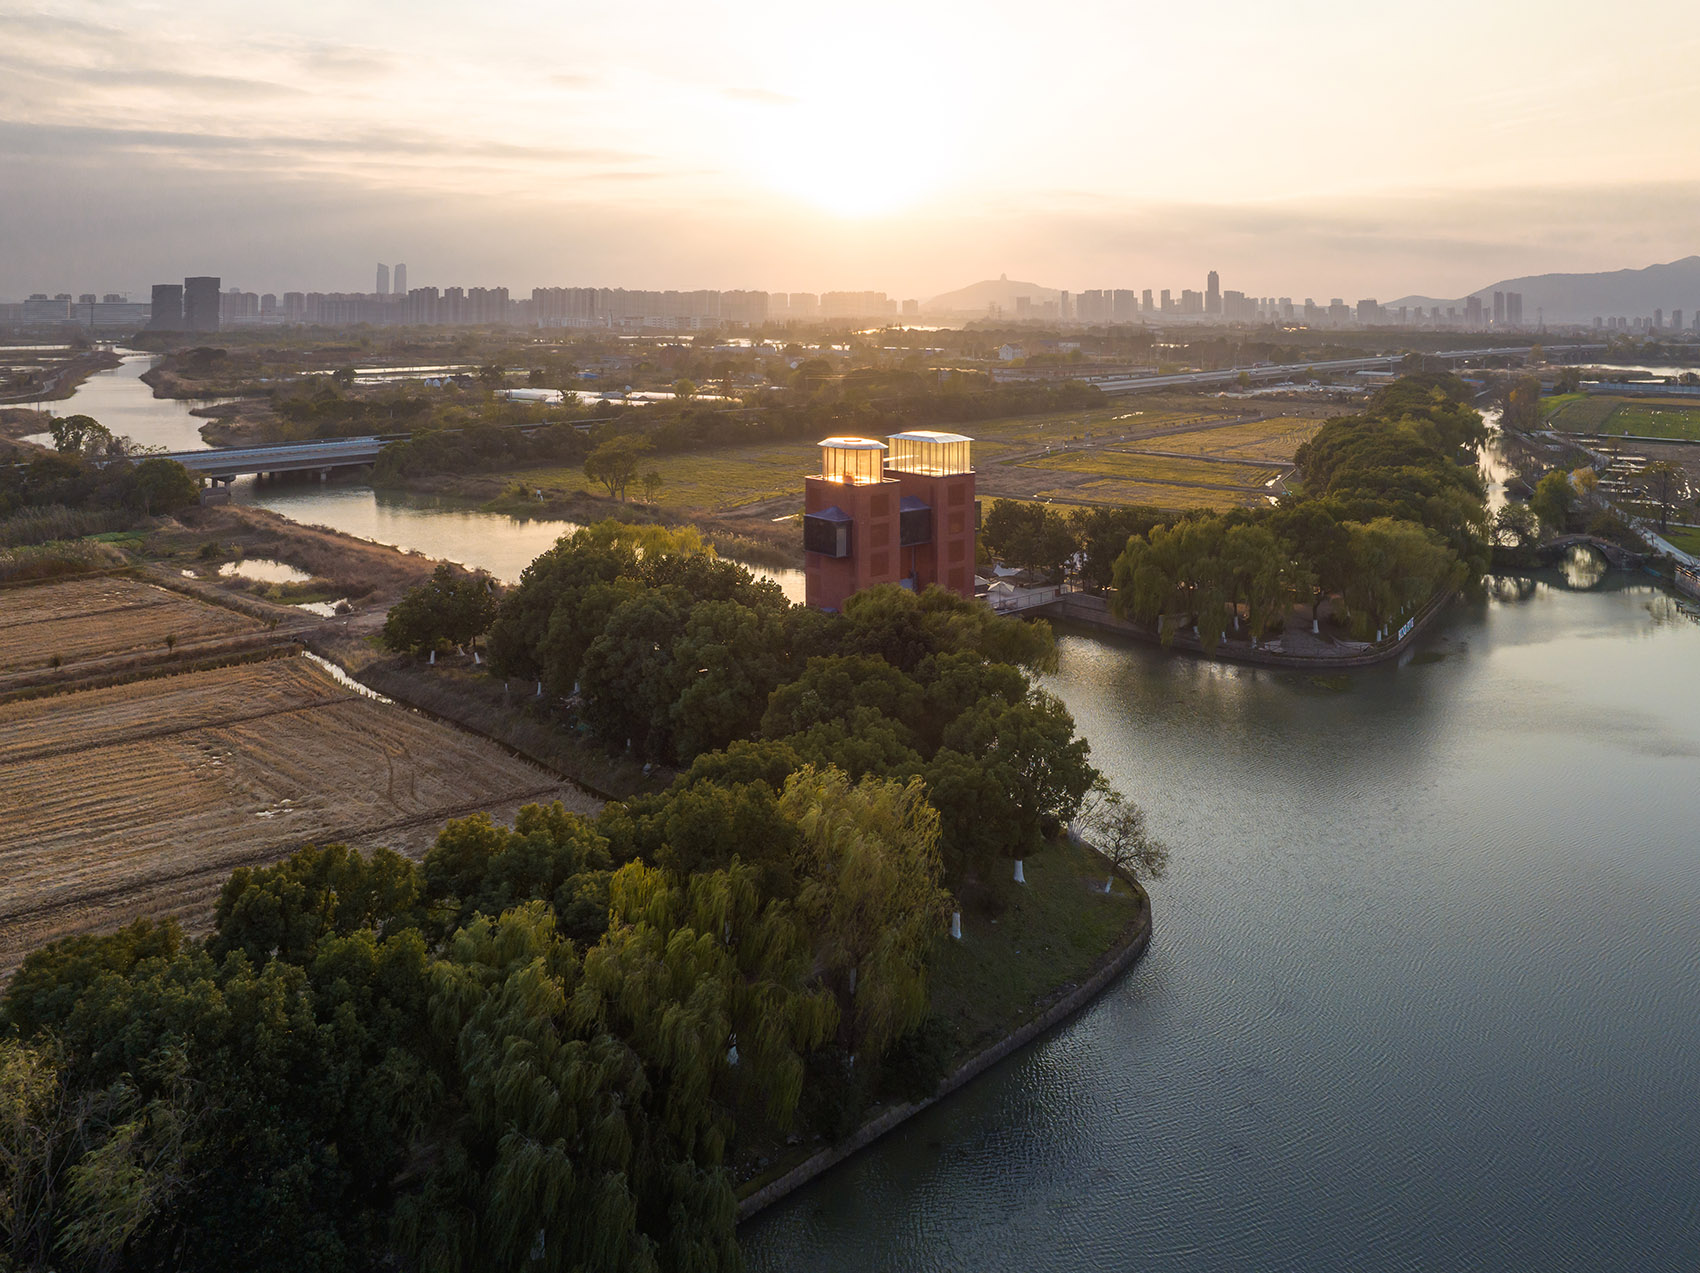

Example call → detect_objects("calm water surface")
744 577 1700 1272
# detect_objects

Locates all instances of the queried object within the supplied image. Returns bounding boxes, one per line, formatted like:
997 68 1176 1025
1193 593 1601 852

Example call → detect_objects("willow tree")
779 768 953 1058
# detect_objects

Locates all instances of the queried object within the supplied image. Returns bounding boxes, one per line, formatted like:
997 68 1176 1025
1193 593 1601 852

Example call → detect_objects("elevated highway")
1075 344 1608 397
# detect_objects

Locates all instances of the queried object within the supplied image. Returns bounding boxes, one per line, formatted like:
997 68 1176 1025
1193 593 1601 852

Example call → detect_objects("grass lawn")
1546 394 1700 441
509 443 815 513
1020 447 1279 489
927 837 1144 1056
1663 525 1700 555
1544 394 1620 431
1603 403 1700 442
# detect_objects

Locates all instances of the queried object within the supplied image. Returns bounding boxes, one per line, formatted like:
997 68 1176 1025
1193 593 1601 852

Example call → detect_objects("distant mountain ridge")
1390 255 1700 326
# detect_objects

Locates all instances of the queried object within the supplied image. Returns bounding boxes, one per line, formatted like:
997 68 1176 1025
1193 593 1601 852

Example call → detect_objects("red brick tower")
802 432 977 610
803 437 899 612
885 430 977 599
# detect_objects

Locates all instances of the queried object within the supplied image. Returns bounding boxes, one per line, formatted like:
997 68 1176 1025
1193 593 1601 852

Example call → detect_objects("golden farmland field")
1123 415 1327 462
0 576 262 674
1019 448 1281 489
0 656 595 973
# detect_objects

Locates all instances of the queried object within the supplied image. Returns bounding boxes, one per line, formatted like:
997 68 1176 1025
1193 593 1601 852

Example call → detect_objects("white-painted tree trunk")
1013 859 1026 884
1312 618 1320 634
848 967 857 996
428 649 435 665
1104 875 1114 894
950 911 962 940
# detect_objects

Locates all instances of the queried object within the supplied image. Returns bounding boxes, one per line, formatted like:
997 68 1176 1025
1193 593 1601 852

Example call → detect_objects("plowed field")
0 656 596 973
0 576 261 673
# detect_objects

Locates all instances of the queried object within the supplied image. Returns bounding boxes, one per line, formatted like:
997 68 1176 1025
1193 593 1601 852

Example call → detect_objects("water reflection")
219 558 311 584
745 582 1700 1273
18 351 229 453
1560 544 1608 589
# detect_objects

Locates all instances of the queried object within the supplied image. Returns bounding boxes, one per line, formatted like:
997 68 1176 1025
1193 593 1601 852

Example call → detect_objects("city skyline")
5 1 1700 300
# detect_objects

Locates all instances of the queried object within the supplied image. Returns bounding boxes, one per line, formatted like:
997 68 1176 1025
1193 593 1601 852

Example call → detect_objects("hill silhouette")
924 275 1061 315
1391 255 1700 326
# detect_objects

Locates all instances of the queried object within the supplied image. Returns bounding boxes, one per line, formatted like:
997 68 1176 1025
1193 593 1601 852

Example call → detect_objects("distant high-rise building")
1206 270 1221 315
1493 291 1506 325
1113 289 1138 321
1672 309 1682 332
1466 295 1484 329
149 283 184 330
393 263 407 294
1507 292 1523 326
1142 288 1154 313
183 276 221 332
1653 308 1663 330
377 263 390 296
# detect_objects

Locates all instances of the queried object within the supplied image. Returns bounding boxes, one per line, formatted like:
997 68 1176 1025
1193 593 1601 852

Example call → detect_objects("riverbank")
390 472 806 570
0 349 121 409
1029 587 1458 670
738 851 1150 1221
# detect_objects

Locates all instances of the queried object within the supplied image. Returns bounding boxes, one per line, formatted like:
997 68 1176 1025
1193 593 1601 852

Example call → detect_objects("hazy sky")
4 0 1700 301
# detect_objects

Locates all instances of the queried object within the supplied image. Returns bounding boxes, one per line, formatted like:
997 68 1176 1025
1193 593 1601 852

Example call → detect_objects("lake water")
52 353 1700 1270
742 576 1700 1271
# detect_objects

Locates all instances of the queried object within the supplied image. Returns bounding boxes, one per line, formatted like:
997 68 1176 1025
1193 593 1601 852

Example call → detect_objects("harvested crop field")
0 575 261 673
1022 448 1281 488
0 655 597 973
1123 414 1327 462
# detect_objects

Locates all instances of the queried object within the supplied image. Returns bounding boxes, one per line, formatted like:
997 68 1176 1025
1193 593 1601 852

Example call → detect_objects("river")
48 353 1700 1270
36 351 805 597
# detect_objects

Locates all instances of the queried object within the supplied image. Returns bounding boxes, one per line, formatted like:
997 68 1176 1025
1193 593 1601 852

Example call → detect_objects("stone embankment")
737 893 1152 1222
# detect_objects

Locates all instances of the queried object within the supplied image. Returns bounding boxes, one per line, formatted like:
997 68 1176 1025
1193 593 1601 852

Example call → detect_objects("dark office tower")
1507 292 1523 325
182 276 221 332
1493 291 1506 325
376 263 390 295
393 263 407 294
1206 269 1221 315
149 283 183 330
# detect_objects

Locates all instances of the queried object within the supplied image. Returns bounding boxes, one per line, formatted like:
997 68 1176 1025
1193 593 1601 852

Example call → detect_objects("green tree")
129 457 200 516
926 691 1097 877
1529 470 1575 535
46 415 113 458
779 768 952 1058
584 436 651 501
1493 502 1540 551
1075 783 1170 893
382 564 500 656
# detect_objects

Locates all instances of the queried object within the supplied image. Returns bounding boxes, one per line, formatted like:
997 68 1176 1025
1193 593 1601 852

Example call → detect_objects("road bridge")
159 436 386 483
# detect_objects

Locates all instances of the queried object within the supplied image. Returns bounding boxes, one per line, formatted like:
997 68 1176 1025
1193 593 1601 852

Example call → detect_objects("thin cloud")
0 119 650 166
721 86 798 106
